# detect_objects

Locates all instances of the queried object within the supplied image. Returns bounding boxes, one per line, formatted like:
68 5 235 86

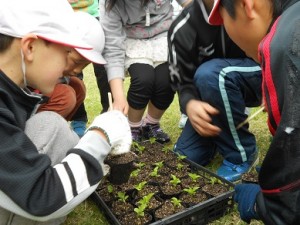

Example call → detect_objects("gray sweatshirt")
99 0 186 81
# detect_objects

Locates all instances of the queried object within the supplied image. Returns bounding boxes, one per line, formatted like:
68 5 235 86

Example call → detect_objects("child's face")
219 0 272 62
26 39 72 94
63 50 90 77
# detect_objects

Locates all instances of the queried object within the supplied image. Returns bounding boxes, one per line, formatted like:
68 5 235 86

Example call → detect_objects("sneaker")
142 123 170 144
70 120 86 138
178 114 188 129
131 127 143 142
217 153 259 182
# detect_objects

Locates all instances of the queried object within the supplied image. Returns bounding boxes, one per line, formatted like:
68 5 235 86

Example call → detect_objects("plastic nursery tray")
91 158 235 225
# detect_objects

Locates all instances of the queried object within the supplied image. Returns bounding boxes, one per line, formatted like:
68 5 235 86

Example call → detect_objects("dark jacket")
167 0 246 113
0 70 103 219
256 0 300 224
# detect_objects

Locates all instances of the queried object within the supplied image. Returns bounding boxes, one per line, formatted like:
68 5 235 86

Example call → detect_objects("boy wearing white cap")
69 0 112 138
0 0 131 224
37 11 107 121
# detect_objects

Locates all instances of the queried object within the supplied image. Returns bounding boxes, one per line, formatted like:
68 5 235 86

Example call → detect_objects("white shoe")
178 114 188 129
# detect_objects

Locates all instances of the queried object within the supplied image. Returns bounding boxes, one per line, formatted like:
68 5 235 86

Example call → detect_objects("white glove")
86 110 132 155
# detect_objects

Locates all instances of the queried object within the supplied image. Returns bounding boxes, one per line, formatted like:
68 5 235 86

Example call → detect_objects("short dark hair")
220 0 237 19
273 0 286 18
220 0 284 21
0 34 14 52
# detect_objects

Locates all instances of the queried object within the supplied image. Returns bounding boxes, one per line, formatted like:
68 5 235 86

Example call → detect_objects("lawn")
63 64 269 225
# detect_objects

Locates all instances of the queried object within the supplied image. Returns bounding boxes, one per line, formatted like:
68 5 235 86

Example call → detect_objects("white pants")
0 111 79 225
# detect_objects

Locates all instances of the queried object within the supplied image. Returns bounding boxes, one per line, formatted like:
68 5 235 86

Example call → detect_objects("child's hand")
186 100 221 137
234 184 261 223
86 110 132 154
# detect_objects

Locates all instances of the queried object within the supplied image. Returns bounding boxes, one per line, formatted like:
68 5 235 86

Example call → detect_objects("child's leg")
37 84 76 119
174 119 216 165
127 63 154 141
141 62 175 143
127 63 155 114
70 73 88 138
194 58 262 181
66 77 86 121
93 63 111 113
151 62 175 111
25 111 79 165
194 58 261 164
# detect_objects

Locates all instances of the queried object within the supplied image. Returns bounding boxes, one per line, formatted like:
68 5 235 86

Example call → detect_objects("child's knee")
25 112 79 163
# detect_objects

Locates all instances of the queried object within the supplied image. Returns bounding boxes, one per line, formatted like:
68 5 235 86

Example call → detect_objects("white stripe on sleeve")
63 153 90 194
53 163 74 202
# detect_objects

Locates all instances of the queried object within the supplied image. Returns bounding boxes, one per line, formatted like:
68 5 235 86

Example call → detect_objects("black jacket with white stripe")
0 70 106 221
167 0 246 113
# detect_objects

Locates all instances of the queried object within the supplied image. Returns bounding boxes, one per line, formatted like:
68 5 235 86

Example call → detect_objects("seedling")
188 173 201 182
153 161 164 169
117 191 129 203
107 184 114 194
176 163 184 171
162 146 172 153
136 162 146 169
209 177 222 185
137 193 154 206
134 204 146 217
170 174 181 186
132 141 145 154
134 193 155 217
183 186 200 195
170 197 182 208
149 137 156 144
150 166 160 177
134 181 147 191
177 154 187 161
130 168 140 178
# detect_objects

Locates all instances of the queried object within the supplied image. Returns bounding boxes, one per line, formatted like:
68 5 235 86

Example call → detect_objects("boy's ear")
242 0 256 20
20 34 38 61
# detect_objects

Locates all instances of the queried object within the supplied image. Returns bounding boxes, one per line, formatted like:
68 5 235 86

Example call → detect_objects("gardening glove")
75 110 131 176
234 183 261 223
86 110 132 155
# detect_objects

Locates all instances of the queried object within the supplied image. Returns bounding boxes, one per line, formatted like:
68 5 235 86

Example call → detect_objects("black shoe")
131 127 143 142
142 123 170 144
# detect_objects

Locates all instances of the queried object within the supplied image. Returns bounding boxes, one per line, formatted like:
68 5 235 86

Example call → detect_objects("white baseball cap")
74 12 107 65
0 0 92 50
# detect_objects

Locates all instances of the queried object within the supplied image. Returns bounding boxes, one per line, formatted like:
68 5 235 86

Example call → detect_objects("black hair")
105 0 151 11
0 34 53 54
220 0 237 19
0 34 14 53
220 0 285 21
272 0 286 18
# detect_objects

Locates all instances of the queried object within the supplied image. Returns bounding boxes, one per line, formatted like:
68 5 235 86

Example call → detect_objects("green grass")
63 64 269 225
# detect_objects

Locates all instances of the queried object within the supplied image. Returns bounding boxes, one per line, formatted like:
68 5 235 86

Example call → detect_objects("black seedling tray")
92 158 234 225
